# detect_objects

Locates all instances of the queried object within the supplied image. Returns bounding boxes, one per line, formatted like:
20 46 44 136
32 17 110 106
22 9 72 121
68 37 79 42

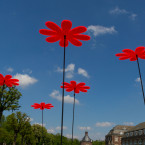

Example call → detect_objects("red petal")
34 103 40 106
61 20 72 31
79 88 87 92
0 82 4 86
73 34 90 41
69 37 82 46
6 83 13 87
70 26 87 34
0 74 4 79
66 88 74 92
81 86 90 89
59 39 69 47
12 82 19 86
139 55 145 59
122 49 135 54
46 36 60 43
119 56 130 60
115 53 128 57
130 57 137 61
75 88 80 93
45 21 61 33
11 79 19 82
5 75 12 79
60 86 69 88
39 29 57 36
135 46 145 56
70 81 76 87
76 83 85 88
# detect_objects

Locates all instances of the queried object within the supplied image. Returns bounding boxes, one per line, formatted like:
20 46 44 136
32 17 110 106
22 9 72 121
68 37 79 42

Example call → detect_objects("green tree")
5 111 30 145
0 127 13 144
0 85 22 122
32 124 48 144
92 140 105 145
19 120 32 145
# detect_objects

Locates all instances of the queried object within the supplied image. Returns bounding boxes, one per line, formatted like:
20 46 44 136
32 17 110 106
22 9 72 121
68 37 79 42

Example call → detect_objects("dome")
81 132 92 142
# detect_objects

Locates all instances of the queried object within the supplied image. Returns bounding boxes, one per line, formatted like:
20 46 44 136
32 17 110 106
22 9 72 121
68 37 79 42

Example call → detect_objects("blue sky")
1 0 145 141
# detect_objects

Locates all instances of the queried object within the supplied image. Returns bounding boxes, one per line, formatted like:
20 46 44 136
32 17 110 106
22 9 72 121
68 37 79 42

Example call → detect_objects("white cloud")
29 118 33 122
78 126 91 131
123 122 134 126
87 25 117 36
135 77 140 82
110 7 137 20
14 73 38 88
57 64 75 79
50 90 79 104
56 126 67 130
47 129 55 134
95 122 115 127
78 68 89 78
7 67 14 72
130 13 137 20
65 134 78 139
22 69 32 74
110 7 128 15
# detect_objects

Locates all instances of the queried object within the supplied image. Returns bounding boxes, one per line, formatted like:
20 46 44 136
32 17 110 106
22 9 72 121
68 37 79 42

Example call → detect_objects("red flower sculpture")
115 46 145 61
61 81 90 93
0 74 19 87
31 102 54 110
39 20 90 47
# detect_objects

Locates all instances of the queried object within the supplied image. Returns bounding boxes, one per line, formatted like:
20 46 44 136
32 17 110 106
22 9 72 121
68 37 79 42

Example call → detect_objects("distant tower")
81 132 93 145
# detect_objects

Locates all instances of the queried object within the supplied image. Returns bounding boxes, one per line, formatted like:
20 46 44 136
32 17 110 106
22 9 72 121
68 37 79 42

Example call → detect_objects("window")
139 139 143 145
134 131 138 136
126 133 129 137
130 132 133 136
134 140 137 145
115 137 118 142
139 130 143 135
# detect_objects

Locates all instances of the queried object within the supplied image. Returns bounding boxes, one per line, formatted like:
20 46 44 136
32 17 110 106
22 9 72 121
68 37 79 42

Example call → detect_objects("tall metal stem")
42 109 44 144
136 56 145 104
72 91 76 145
61 35 66 145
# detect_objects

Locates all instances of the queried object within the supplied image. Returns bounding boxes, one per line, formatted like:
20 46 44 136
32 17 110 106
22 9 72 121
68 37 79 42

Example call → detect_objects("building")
105 125 134 145
81 132 93 145
122 122 145 145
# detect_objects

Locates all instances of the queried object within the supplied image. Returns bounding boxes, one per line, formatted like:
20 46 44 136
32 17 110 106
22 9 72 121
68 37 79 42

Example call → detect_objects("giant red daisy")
61 81 90 93
31 102 54 110
115 46 145 61
116 46 145 104
39 20 90 47
0 74 19 87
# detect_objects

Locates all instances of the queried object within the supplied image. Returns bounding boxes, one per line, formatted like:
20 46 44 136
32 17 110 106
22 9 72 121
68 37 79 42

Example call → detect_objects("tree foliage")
0 85 22 122
0 113 105 145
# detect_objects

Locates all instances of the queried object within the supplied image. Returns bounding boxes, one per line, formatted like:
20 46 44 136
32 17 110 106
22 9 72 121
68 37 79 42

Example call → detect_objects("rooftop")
126 122 145 132
81 132 92 142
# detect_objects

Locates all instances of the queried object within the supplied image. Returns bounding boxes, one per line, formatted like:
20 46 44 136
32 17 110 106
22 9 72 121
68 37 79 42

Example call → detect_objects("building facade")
105 125 134 145
81 132 93 145
122 122 145 145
